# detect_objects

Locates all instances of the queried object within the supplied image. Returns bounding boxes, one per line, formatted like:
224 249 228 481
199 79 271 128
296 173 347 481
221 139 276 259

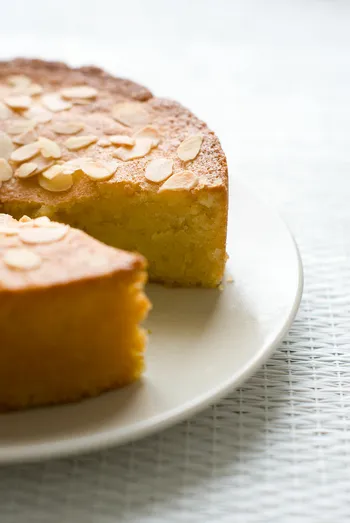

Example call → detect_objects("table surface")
1 0 350 521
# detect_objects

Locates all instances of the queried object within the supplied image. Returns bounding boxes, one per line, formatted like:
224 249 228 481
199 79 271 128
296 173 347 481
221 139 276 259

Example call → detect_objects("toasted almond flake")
81 160 117 181
24 105 52 124
65 135 98 151
11 142 39 163
159 170 198 192
109 135 135 146
0 101 12 120
33 216 51 226
4 95 32 110
3 247 41 270
0 159 13 181
51 121 84 135
19 224 69 244
6 119 36 135
25 84 43 96
19 215 32 223
38 173 73 192
145 158 173 183
38 137 61 159
0 225 19 235
7 75 31 89
31 156 54 174
113 137 153 161
15 162 38 179
97 138 111 147
13 129 38 146
0 132 14 160
71 99 91 105
112 102 149 127
41 164 64 180
134 126 160 147
177 134 203 162
61 85 98 99
41 93 72 112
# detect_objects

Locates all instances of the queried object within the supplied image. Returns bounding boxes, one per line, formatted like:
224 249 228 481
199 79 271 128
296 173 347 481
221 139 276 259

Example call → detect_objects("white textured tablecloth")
1 0 350 521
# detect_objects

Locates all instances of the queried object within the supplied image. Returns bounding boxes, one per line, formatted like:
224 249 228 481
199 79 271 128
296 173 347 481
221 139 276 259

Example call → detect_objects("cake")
0 213 150 410
0 58 228 287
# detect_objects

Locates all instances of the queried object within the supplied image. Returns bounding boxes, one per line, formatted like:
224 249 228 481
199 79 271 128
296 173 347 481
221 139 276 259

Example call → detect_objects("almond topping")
25 84 43 96
109 135 135 146
61 86 98 99
65 135 98 151
177 135 203 162
6 119 36 135
3 248 41 270
145 158 173 183
113 137 153 161
0 102 12 120
7 75 31 89
19 216 32 223
4 95 32 110
13 129 38 146
81 160 118 181
159 170 198 192
38 173 73 192
31 156 54 174
97 138 111 147
15 162 38 179
51 121 84 135
0 132 14 160
0 159 13 182
112 102 149 127
134 126 160 147
24 105 52 124
0 225 19 235
41 164 64 180
11 142 39 163
19 224 69 244
33 216 51 226
41 93 72 112
38 137 61 159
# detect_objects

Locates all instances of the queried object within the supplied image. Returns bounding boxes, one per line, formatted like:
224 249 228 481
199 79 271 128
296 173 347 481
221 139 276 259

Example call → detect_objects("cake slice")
0 214 150 411
0 59 228 287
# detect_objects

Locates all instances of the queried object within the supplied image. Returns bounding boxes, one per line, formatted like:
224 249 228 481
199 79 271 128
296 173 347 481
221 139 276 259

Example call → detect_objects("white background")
1 0 350 521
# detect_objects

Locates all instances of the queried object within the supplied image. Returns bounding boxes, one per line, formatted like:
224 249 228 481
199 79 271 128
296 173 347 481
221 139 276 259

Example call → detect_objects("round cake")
0 58 228 287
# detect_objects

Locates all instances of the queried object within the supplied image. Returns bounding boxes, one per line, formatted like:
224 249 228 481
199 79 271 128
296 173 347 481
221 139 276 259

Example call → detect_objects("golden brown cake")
0 58 228 287
0 213 150 411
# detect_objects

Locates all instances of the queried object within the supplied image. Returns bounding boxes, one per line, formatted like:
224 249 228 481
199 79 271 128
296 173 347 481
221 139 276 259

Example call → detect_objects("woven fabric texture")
1 0 350 521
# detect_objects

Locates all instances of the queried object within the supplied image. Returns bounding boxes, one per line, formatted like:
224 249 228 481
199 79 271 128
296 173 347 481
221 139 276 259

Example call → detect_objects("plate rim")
0 182 304 464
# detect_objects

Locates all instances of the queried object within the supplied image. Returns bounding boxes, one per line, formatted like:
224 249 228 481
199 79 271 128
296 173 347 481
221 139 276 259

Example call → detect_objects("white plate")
0 181 303 464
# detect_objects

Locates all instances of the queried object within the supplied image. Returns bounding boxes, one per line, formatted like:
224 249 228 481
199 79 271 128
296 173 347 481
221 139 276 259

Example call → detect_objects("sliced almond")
31 156 54 174
7 75 32 89
24 105 52 124
145 158 173 183
25 84 43 96
19 215 32 223
41 93 72 112
51 121 84 135
109 135 135 146
0 132 14 160
0 159 13 181
15 162 38 179
38 173 73 192
4 95 32 110
177 135 203 162
61 85 98 99
0 101 12 120
13 129 38 146
134 126 160 147
3 248 41 270
112 102 149 127
113 137 153 161
33 216 51 226
19 224 69 244
11 142 40 163
38 137 61 159
97 138 111 147
159 170 198 192
41 164 64 180
0 225 19 235
81 160 118 181
65 135 98 151
6 119 36 135
71 99 91 105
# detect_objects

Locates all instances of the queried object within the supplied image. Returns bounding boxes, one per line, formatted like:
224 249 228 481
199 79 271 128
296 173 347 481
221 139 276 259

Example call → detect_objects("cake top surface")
0 213 145 292
0 58 227 208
